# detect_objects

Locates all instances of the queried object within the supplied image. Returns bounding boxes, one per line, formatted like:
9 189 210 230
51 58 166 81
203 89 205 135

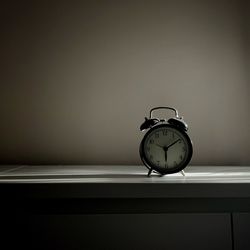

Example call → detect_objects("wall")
0 0 249 165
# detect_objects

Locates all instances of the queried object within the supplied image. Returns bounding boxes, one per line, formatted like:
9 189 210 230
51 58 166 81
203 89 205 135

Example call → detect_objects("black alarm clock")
139 107 193 176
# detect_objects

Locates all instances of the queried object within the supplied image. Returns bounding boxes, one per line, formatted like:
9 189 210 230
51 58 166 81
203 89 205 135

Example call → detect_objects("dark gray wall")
0 0 249 165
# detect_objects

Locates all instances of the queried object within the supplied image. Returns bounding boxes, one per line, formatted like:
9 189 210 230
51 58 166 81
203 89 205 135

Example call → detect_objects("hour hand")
164 150 167 162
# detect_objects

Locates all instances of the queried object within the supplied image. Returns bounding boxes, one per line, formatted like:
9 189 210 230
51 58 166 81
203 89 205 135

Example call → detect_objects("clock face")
140 124 192 174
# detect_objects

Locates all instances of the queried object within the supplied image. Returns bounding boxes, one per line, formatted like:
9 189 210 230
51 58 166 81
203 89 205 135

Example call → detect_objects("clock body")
139 123 193 175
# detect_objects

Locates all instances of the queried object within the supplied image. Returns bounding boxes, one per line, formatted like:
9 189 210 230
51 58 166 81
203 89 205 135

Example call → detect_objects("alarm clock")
139 106 193 176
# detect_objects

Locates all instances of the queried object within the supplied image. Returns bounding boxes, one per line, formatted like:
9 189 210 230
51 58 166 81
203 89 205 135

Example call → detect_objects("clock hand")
164 149 168 168
166 139 181 149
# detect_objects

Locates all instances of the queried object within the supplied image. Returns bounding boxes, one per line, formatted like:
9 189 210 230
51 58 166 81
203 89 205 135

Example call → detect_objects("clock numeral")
157 161 160 166
146 146 150 152
182 147 186 152
174 161 177 166
179 155 183 160
172 132 175 139
179 140 182 144
149 139 154 144
150 155 153 160
155 133 159 138
163 130 168 136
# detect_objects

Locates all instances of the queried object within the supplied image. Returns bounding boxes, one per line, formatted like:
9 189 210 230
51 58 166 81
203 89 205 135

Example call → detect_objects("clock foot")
147 168 153 177
181 170 185 176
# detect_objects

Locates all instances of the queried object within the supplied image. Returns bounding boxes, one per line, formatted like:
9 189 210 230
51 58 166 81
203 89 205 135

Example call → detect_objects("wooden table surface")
1 165 250 199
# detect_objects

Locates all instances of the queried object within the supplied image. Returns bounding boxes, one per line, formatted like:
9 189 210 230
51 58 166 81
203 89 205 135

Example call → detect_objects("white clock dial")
143 126 190 170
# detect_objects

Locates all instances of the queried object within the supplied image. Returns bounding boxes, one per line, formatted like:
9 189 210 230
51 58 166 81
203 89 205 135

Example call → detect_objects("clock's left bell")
140 117 159 131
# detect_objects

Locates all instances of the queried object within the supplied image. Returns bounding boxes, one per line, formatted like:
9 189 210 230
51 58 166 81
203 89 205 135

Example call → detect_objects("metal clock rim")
139 123 193 175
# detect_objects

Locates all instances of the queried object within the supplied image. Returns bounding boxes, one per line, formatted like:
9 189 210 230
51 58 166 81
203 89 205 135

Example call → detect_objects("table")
1 165 250 250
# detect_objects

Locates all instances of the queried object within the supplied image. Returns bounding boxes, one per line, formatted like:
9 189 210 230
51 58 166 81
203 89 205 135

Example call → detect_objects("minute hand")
166 139 180 149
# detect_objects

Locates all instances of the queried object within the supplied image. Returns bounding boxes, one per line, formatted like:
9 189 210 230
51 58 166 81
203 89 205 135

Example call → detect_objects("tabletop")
0 165 250 184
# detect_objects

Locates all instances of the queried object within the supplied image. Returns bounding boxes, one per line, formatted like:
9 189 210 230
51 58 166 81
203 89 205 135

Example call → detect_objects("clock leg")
181 170 185 176
147 168 153 177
